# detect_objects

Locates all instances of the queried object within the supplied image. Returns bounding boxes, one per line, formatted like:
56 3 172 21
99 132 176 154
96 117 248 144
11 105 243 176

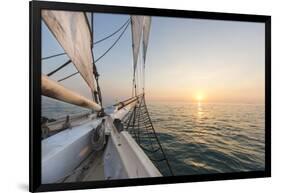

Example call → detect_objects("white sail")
142 16 151 64
42 10 97 93
131 16 144 73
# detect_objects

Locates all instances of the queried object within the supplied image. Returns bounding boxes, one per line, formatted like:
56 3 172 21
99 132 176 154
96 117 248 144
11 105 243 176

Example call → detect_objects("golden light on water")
197 102 203 117
194 91 205 118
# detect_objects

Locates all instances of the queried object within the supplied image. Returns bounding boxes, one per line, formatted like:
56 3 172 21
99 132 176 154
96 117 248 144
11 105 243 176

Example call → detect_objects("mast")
131 16 144 96
42 10 100 103
142 16 151 93
42 10 104 112
90 12 103 106
130 16 151 95
41 11 174 180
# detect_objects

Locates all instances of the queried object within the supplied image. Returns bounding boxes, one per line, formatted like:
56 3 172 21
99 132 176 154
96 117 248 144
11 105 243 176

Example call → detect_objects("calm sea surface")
148 101 265 175
42 97 265 175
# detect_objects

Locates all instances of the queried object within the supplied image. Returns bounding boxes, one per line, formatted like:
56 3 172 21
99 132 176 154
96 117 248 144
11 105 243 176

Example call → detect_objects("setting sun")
194 92 205 102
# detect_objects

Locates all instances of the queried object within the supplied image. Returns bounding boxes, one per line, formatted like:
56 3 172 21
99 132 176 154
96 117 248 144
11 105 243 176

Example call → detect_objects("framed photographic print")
29 0 271 192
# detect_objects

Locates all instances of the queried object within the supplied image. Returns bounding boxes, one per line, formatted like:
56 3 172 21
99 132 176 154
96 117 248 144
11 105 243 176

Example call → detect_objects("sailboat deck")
40 10 161 185
63 150 105 182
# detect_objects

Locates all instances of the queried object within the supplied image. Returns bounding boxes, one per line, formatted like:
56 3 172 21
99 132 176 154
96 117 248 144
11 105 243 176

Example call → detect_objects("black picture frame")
29 1 271 192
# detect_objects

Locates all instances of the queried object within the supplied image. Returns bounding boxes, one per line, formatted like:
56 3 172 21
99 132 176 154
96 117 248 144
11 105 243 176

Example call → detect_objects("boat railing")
41 111 93 139
113 93 144 110
42 94 144 139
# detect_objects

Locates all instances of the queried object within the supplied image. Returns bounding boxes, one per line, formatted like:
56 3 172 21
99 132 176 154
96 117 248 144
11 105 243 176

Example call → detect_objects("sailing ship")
41 10 173 184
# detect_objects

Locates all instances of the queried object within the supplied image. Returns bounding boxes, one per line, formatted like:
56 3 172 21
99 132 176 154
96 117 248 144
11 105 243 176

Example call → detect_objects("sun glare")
195 92 205 103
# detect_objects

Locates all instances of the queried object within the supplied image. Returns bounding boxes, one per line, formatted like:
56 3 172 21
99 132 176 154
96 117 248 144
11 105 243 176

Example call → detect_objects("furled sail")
131 16 144 73
41 75 101 111
142 16 151 64
42 10 97 93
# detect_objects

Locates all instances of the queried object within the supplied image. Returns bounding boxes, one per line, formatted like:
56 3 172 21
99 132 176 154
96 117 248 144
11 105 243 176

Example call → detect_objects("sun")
194 92 205 102
196 94 204 101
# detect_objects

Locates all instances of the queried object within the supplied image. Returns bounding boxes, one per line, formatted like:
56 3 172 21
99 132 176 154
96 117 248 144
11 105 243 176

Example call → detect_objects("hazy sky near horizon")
42 12 265 106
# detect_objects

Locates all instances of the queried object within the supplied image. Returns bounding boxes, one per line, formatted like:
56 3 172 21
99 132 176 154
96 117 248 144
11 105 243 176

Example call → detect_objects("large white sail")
142 16 151 64
131 16 144 73
42 10 97 93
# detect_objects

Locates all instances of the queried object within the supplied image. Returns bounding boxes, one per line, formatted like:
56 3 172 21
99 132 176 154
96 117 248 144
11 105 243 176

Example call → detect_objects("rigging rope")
142 43 146 93
41 18 130 61
57 71 79 82
42 53 66 60
94 19 130 45
57 21 130 82
91 12 94 49
95 21 130 63
122 95 174 176
46 60 71 76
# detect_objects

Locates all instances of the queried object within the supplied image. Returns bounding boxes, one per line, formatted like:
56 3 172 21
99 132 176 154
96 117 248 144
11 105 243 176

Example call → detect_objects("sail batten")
42 10 97 93
142 16 151 64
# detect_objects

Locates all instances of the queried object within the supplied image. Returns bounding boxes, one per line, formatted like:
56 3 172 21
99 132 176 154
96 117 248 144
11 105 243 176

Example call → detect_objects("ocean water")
148 101 265 175
42 97 265 175
42 97 90 119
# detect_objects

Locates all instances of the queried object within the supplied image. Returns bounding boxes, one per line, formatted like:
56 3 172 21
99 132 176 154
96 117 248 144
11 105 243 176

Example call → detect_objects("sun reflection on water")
197 102 203 117
146 102 265 175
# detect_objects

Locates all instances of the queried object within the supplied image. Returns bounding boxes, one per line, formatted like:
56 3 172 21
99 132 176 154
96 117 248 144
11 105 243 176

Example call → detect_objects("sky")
42 12 265 106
